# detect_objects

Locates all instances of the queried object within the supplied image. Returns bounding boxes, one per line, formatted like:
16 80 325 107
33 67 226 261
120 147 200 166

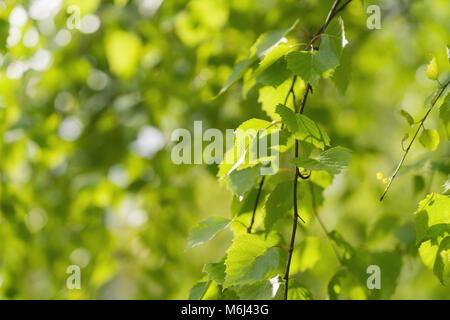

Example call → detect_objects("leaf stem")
380 79 450 201
309 181 343 264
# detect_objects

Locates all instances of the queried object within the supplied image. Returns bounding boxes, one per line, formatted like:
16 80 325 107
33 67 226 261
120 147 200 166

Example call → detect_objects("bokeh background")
0 0 449 299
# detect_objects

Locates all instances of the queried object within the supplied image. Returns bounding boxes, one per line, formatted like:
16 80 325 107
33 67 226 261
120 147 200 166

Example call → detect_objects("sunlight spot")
25 208 48 233
23 26 39 47
29 0 62 21
58 116 83 141
70 248 91 268
54 29 71 46
7 27 22 47
80 14 101 34
28 49 52 71
6 61 27 79
9 5 28 27
54 91 75 112
131 126 165 159
139 0 163 17
87 69 109 91
108 164 130 188
127 209 148 227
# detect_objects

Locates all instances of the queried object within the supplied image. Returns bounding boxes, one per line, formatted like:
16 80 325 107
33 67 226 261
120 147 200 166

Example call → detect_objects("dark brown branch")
284 0 351 300
247 176 266 233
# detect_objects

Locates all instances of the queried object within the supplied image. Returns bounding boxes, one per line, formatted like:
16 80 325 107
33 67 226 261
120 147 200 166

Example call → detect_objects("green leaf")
225 234 279 286
281 279 313 300
217 59 250 97
255 58 292 87
250 20 298 59
425 57 439 80
236 276 280 300
276 104 330 149
286 19 344 84
187 216 232 249
332 44 352 94
258 79 302 121
286 51 322 83
218 118 272 178
433 236 450 285
264 181 292 235
255 41 297 75
440 93 450 139
218 20 298 96
291 237 321 272
329 230 355 261
328 249 402 300
397 109 414 126
203 261 226 285
291 147 351 175
415 193 450 245
224 166 261 196
419 128 440 151
188 281 209 300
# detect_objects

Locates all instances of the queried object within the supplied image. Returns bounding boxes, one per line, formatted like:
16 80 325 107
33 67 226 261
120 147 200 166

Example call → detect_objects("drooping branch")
284 0 352 300
380 79 450 201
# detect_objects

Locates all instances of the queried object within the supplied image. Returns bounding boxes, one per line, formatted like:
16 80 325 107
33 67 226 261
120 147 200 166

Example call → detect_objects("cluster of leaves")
188 10 398 300
389 55 450 286
0 0 449 300
187 2 450 300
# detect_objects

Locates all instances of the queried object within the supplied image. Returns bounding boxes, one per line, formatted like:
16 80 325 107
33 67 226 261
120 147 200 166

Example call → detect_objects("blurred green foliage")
0 0 449 299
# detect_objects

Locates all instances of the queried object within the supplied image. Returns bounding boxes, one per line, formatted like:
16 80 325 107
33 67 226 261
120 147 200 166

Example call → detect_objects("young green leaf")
440 93 450 139
225 234 279 286
255 58 292 87
286 19 344 83
250 20 298 59
224 166 261 196
258 79 299 121
415 193 450 245
425 56 439 80
188 281 209 300
217 59 250 97
217 20 299 96
276 104 330 149
291 237 321 272
419 128 440 151
280 279 313 300
237 276 281 300
203 261 226 285
332 44 352 94
264 181 292 235
187 216 232 249
397 109 414 126
291 147 351 175
286 51 322 83
433 236 450 285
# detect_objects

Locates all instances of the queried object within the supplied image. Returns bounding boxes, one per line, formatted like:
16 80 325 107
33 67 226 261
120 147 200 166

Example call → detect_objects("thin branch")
309 181 343 264
380 79 450 201
247 176 266 233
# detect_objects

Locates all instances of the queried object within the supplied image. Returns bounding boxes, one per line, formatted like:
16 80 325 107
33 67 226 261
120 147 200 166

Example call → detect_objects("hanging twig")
380 79 450 201
284 0 352 300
